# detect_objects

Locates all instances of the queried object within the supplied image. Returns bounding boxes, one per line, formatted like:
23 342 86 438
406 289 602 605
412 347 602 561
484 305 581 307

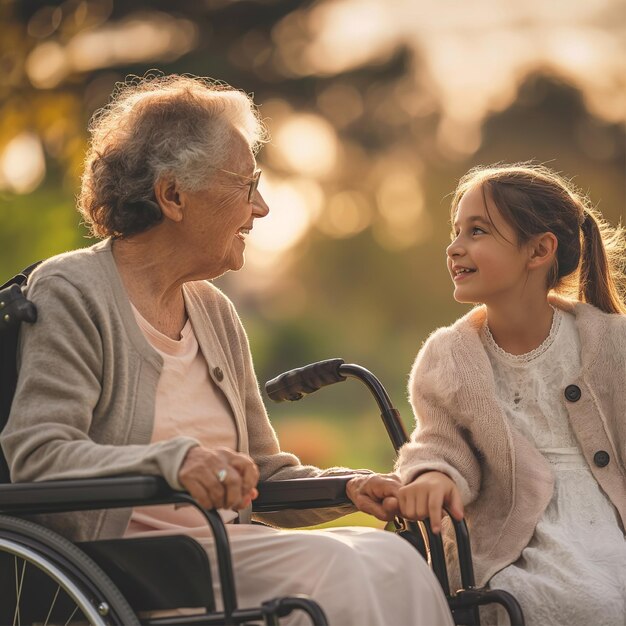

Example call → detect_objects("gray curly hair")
78 74 268 238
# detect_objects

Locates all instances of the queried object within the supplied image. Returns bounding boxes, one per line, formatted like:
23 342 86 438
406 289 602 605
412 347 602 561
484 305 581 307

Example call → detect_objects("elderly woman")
1 75 452 625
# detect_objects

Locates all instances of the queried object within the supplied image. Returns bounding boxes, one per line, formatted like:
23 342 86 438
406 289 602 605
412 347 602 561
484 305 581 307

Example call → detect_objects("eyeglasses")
210 167 262 203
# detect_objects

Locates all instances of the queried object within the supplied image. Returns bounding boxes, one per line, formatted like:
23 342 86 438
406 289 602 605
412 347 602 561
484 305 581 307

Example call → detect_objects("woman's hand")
397 471 464 533
178 446 260 511
346 473 401 521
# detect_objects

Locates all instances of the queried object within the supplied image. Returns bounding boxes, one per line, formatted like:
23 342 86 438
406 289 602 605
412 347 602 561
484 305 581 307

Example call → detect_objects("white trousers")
138 523 454 626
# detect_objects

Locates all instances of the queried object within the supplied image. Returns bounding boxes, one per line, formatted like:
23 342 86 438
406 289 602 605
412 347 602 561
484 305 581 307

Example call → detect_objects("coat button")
213 367 224 382
564 385 581 402
593 451 610 468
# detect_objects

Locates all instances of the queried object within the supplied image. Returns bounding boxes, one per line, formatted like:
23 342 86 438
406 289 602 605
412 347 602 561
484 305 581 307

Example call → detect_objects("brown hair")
451 163 626 314
78 73 267 238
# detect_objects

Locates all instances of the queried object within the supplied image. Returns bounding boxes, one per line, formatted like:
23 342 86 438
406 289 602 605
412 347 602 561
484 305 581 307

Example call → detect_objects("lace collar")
482 307 562 363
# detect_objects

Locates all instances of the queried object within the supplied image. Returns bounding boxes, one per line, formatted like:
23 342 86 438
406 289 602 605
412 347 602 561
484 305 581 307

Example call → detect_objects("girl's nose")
446 237 463 258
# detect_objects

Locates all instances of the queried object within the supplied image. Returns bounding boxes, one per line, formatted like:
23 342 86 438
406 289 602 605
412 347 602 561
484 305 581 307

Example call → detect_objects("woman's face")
180 131 269 279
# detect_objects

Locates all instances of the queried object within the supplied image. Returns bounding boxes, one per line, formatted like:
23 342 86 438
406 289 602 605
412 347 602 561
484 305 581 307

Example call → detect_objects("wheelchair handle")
265 359 409 452
265 358 347 402
0 284 37 330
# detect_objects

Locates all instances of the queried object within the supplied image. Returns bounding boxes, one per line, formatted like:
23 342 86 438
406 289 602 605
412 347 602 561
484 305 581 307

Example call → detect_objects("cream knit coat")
396 295 626 589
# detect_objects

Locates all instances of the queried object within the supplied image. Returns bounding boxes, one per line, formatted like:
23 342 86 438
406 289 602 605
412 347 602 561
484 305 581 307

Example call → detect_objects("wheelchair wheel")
0 515 139 626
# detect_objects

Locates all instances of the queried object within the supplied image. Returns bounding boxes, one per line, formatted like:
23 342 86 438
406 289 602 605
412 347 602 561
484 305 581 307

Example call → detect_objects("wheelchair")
0 264 524 625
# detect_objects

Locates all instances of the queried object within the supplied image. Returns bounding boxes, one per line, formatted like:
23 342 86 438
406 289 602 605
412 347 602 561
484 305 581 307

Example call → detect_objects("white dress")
481 308 626 626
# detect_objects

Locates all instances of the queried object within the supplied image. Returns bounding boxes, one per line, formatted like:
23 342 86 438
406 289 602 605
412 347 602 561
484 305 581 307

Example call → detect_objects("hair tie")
579 211 588 227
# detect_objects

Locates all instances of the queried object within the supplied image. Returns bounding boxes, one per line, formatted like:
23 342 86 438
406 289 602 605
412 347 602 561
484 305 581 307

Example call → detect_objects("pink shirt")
125 305 239 535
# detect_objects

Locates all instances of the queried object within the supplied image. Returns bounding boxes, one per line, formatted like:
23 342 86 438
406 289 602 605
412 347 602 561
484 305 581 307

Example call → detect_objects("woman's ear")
154 177 184 222
528 232 558 269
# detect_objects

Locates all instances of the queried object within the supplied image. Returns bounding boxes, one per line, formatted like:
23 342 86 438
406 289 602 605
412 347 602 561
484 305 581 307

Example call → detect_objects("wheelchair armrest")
0 475 179 515
0 475 355 515
253 476 353 513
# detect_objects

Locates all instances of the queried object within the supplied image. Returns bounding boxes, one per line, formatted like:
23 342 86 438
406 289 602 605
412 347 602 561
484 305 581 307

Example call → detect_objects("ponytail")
579 210 626 314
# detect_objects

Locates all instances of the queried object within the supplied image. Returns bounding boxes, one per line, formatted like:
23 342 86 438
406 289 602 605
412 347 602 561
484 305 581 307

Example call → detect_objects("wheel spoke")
10 553 87 626
13 555 26 626
44 584 62 626
64 604 80 626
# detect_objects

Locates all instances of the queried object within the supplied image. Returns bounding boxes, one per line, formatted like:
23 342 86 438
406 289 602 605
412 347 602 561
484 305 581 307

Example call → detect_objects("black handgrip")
0 284 37 331
265 358 346 402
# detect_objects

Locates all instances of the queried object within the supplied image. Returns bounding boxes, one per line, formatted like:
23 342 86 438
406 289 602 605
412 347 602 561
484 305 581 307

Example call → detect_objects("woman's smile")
236 226 251 242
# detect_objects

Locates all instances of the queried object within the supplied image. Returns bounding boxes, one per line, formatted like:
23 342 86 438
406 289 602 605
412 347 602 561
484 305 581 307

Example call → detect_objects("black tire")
0 514 139 625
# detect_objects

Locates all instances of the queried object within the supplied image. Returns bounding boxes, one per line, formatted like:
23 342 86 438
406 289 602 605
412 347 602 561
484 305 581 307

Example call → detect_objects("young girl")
395 163 626 625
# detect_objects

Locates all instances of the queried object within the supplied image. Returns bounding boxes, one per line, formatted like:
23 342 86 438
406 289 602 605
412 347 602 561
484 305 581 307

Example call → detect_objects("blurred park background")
1 0 624 492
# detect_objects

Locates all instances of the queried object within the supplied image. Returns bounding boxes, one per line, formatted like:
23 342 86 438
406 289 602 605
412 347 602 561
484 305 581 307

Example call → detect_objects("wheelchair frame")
0 266 524 625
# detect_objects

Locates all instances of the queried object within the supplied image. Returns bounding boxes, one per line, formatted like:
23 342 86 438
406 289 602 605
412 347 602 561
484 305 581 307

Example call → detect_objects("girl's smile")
451 264 477 281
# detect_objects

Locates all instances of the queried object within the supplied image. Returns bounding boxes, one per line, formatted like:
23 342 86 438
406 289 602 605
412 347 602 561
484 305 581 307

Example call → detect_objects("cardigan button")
593 451 610 468
213 367 224 382
564 385 581 402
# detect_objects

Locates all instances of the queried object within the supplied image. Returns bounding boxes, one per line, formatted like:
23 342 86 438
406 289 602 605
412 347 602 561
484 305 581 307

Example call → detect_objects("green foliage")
1 184 88 278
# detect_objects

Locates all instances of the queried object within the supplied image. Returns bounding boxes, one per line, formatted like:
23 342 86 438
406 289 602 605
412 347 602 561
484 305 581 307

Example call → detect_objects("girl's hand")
397 471 464 533
178 446 260 511
346 473 401 521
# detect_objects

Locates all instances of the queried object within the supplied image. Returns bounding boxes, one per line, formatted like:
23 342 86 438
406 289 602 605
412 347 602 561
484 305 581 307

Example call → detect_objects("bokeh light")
245 174 324 271
0 133 46 194
273 113 339 178
26 12 197 89
317 191 372 239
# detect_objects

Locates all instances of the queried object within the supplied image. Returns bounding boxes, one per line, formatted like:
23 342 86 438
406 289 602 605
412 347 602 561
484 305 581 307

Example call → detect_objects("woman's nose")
252 191 270 218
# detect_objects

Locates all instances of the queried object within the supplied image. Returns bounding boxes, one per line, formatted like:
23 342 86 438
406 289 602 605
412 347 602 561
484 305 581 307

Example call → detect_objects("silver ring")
216 468 228 483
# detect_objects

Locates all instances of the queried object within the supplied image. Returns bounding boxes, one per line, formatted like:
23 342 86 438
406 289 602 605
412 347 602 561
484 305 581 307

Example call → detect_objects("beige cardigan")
396 295 626 588
2 240 355 541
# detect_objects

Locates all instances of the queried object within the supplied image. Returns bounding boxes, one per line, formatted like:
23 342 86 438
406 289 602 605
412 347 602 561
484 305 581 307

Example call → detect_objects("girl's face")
446 184 531 307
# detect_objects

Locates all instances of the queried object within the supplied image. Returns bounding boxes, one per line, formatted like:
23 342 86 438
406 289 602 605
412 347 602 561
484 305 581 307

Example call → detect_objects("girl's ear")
528 232 558 269
154 177 184 223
